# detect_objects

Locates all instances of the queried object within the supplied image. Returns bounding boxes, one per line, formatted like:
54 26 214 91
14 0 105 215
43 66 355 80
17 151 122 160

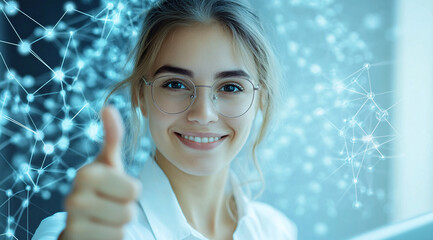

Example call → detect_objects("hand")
59 106 141 240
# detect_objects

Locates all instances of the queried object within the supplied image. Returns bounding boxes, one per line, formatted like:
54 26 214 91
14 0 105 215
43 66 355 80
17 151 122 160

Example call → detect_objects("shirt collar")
137 158 251 240
138 159 192 239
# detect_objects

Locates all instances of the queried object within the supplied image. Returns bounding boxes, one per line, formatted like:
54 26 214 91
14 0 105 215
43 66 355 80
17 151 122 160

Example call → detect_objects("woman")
33 0 297 239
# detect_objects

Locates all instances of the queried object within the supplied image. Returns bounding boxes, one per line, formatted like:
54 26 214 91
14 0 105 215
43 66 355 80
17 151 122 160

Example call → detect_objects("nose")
186 87 219 125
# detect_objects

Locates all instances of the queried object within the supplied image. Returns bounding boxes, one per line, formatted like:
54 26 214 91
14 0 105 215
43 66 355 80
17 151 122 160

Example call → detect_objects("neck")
155 151 237 237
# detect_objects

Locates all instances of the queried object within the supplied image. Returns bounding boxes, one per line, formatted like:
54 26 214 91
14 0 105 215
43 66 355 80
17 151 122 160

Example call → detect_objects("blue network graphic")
0 0 395 239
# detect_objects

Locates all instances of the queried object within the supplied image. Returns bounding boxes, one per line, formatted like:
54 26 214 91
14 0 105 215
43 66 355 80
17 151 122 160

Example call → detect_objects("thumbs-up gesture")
60 107 141 240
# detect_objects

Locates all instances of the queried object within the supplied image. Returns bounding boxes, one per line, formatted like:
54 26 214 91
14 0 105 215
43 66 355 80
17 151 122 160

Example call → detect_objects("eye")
162 80 187 89
219 83 244 93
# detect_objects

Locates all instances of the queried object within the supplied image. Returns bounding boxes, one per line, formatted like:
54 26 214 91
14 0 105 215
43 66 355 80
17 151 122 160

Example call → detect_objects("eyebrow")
153 65 251 79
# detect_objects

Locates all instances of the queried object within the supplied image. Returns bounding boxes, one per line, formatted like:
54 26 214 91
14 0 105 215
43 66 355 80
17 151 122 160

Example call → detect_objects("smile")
174 132 228 150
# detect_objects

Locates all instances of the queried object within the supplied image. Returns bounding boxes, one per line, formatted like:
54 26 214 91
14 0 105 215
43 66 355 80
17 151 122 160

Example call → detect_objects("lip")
175 132 228 150
175 131 228 138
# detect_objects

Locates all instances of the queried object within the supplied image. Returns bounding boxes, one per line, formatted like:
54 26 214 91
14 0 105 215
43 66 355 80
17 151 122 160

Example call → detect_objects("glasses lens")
152 76 194 114
212 78 255 118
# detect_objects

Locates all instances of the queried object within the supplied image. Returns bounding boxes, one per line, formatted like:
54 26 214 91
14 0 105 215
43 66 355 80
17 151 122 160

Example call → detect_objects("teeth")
181 134 221 143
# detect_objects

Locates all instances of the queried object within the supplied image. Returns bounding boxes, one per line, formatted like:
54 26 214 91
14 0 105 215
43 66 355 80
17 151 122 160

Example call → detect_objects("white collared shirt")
33 160 297 240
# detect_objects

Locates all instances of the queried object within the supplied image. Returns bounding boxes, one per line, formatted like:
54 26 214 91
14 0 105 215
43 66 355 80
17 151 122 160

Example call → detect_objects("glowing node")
310 64 322 74
117 3 125 10
113 14 121 24
86 121 100 141
362 134 373 142
364 14 382 30
54 69 65 81
43 143 55 155
4 1 19 16
352 201 363 209
26 185 31 191
35 130 44 141
41 190 51 200
61 118 73 131
64 2 76 12
60 90 66 97
353 178 358 184
6 189 13 197
23 104 31 113
351 137 356 143
315 15 327 27
375 110 389 122
107 2 114 10
367 92 375 99
363 63 370 69
67 168 76 180
313 108 325 116
37 169 44 175
69 31 75 36
7 71 15 80
27 93 34 102
45 28 56 41
132 30 138 36
7 216 14 223
22 199 29 208
57 136 70 150
18 41 31 55
6 228 14 237
326 34 336 44
77 59 85 69
302 162 314 174
34 186 40 193
314 222 328 236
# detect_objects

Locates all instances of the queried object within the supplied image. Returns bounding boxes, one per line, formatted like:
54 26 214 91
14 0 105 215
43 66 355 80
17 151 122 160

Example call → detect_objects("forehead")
152 23 257 80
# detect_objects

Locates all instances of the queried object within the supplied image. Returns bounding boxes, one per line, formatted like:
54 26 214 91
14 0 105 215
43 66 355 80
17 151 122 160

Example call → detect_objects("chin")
174 157 229 177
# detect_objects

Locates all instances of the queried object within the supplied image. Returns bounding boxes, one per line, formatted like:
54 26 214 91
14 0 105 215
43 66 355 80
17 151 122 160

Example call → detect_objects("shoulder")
248 202 297 240
32 212 156 240
32 212 67 240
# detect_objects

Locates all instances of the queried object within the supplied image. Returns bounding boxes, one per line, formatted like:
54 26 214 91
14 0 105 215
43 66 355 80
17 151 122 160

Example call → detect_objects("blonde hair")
105 0 281 198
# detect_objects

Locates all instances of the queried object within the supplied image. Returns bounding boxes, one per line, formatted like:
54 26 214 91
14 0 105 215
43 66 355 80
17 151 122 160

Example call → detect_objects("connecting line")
61 32 73 70
101 10 110 39
0 40 18 46
355 141 370 180
1 8 23 42
105 17 117 40
32 75 56 95
30 35 47 45
341 66 365 82
52 11 68 31
367 68 372 93
13 6 47 30
352 98 369 120
28 49 56 74
1 114 37 135
70 102 89 121
0 52 29 94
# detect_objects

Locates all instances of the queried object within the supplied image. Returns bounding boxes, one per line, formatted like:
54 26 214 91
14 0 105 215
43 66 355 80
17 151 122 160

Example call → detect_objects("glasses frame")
142 76 260 118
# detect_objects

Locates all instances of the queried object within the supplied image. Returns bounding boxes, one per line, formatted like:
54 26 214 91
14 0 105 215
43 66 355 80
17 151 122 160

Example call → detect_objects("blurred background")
0 0 432 239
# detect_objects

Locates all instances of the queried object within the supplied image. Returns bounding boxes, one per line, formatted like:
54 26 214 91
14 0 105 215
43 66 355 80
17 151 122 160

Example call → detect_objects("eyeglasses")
142 75 260 118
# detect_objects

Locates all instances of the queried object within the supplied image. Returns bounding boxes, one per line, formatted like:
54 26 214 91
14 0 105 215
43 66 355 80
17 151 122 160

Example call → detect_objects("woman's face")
141 23 259 176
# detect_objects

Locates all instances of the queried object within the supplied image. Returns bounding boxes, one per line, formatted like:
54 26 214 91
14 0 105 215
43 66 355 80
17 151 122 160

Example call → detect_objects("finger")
75 163 140 202
87 196 137 226
99 106 124 171
64 218 124 240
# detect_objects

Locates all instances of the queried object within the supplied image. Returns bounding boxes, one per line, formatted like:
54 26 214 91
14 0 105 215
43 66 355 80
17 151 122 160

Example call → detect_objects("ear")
132 82 148 118
138 88 148 118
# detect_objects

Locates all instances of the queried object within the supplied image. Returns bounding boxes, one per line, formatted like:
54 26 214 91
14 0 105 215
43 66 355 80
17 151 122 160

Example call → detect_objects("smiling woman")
32 0 296 239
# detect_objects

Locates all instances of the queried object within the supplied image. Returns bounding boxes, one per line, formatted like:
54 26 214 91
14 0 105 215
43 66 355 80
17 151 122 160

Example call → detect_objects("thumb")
99 106 124 171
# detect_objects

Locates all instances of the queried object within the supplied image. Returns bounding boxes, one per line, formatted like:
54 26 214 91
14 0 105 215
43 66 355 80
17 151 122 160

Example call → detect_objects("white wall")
392 0 433 221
